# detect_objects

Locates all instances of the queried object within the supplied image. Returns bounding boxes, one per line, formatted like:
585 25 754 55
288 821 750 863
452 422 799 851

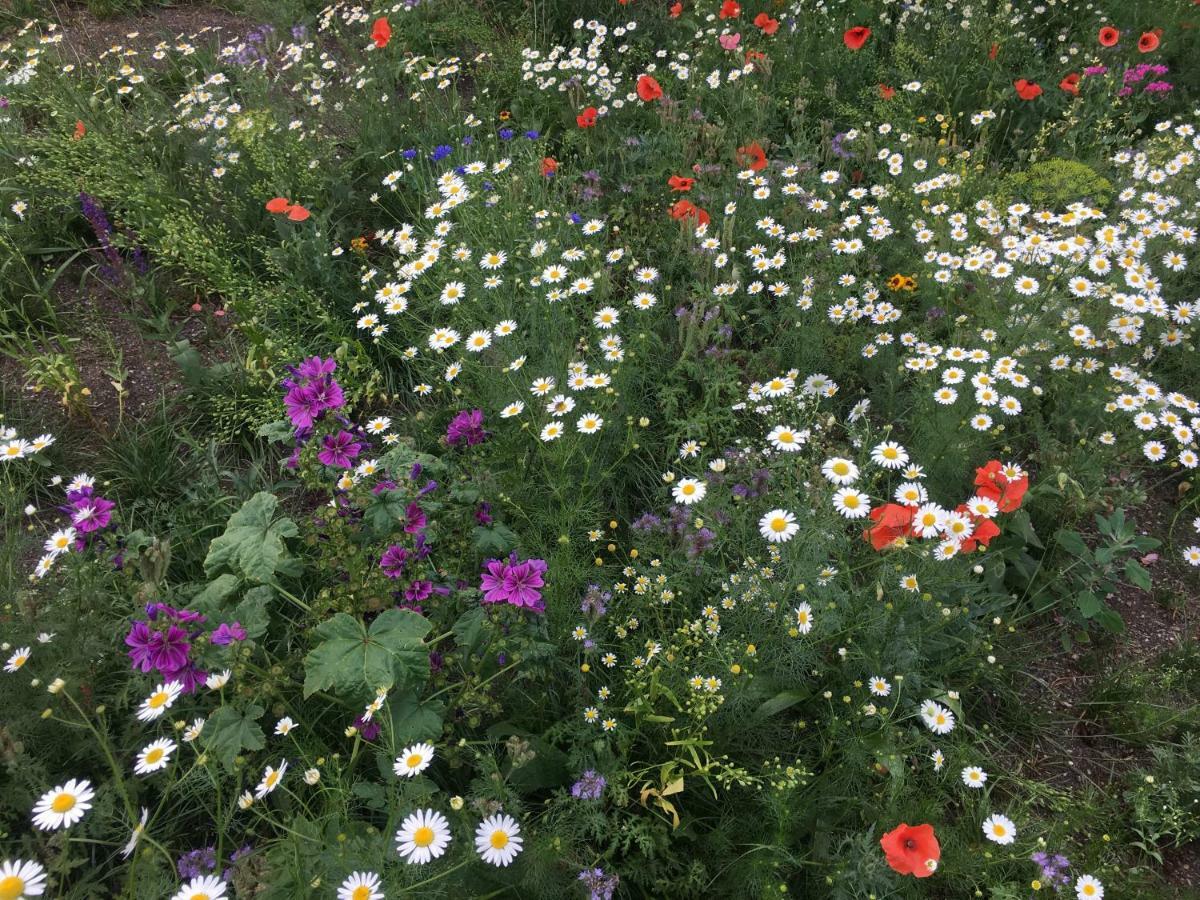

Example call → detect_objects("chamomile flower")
136 681 183 721
170 875 228 900
982 813 1017 845
672 478 707 505
1075 875 1104 899
394 743 435 778
960 766 988 788
4 647 31 673
821 457 859 485
32 779 94 830
474 813 524 867
134 739 177 776
767 425 806 452
759 509 799 543
868 676 892 697
0 859 47 897
395 809 452 864
338 872 384 900
255 760 288 798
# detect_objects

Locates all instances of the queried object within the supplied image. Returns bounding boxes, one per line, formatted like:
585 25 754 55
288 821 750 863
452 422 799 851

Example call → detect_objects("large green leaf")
204 703 266 770
204 492 299 584
303 609 432 699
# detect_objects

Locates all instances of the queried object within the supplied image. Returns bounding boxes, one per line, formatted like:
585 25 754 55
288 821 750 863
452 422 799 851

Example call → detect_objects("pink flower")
718 33 741 50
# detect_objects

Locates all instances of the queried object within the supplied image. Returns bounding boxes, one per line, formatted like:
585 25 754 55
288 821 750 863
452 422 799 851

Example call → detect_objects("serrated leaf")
193 573 242 607
1077 590 1103 619
204 703 266 770
204 492 299 584
1125 559 1152 591
472 522 518 555
303 609 432 699
388 692 445 745
451 606 486 655
1055 529 1088 557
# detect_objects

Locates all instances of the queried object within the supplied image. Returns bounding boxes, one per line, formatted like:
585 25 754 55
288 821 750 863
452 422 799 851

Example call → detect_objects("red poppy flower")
1098 26 1120 47
973 460 1029 512
541 157 558 177
988 42 999 60
863 503 915 551
669 2 682 17
843 26 871 51
72 120 86 140
735 141 767 171
669 199 710 227
879 84 896 99
1138 30 1160 52
265 197 292 214
637 74 663 102
576 106 598 128
1059 72 1081 95
753 12 779 35
371 17 391 49
668 174 695 191
718 0 740 19
1014 78 1042 100
744 49 766 63
960 516 1001 553
286 204 311 222
881 823 940 878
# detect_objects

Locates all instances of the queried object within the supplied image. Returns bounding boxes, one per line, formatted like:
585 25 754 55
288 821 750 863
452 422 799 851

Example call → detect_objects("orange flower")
753 12 779 35
1098 26 1120 47
878 84 895 100
667 174 695 191
988 42 999 60
1014 78 1042 100
371 17 391 49
1138 30 1160 52
735 141 767 171
669 2 682 17
843 26 871 51
973 460 1029 512
265 197 292 214
636 74 663 102
863 503 915 551
541 157 558 177
669 199 710 227
881 823 940 878
576 106 598 128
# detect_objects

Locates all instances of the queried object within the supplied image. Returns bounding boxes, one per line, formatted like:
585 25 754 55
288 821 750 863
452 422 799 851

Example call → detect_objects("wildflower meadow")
2 0 1200 897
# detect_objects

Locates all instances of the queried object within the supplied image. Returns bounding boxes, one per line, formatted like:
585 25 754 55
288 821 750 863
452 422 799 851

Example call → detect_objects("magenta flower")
446 409 486 447
380 545 410 578
404 502 427 534
318 430 362 468
480 552 547 612
71 495 115 533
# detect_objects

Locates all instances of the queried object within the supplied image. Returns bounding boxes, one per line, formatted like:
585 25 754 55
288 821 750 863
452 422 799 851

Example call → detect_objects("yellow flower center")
265 771 279 788
51 793 77 813
883 448 897 459
770 517 787 532
352 887 371 900
148 691 170 709
413 826 435 847
844 495 860 509
0 875 27 899
191 893 210 900
489 830 509 850
682 484 695 495
406 754 423 768
145 748 165 764
993 824 1006 836
833 462 848 475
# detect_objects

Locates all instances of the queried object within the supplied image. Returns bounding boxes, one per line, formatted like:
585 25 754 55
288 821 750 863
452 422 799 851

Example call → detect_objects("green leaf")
452 606 486 655
204 492 299 584
362 488 410 533
472 522 518 555
1077 590 1103 619
754 688 812 720
303 609 432 699
1055 529 1089 557
234 587 273 640
1125 559 1152 591
204 704 266 770
1010 509 1043 549
388 692 445 745
193 573 242 607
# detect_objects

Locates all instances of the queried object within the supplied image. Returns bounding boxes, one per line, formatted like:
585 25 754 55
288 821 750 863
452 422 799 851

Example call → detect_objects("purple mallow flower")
446 409 486 447
479 552 547 612
318 430 362 468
